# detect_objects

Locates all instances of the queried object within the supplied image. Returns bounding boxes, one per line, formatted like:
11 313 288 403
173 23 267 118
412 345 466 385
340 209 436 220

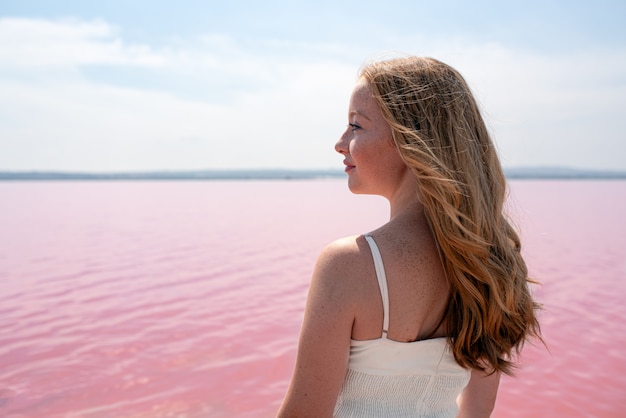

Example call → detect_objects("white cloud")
0 17 357 171
1 17 625 171
0 17 164 68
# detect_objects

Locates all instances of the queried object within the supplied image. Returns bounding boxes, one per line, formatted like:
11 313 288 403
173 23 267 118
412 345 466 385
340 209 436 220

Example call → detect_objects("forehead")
350 78 372 101
349 79 380 114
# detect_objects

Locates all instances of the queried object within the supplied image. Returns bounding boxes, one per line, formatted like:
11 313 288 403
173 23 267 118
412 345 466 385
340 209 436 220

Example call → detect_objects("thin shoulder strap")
364 235 389 339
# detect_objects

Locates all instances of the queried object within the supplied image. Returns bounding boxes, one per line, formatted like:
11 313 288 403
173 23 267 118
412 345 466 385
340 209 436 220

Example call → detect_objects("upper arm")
277 240 359 418
457 368 501 418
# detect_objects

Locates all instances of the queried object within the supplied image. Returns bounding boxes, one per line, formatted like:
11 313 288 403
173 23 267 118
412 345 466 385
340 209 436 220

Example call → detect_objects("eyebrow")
349 110 372 121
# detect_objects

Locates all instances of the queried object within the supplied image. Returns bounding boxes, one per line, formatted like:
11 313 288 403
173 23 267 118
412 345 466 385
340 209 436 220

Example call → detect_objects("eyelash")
348 123 361 131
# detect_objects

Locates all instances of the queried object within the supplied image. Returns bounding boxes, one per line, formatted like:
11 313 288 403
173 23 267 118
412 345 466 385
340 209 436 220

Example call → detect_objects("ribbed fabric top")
333 235 470 418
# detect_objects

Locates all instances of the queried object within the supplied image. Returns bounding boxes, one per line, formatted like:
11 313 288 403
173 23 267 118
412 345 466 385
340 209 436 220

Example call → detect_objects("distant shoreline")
1 167 626 181
0 169 343 181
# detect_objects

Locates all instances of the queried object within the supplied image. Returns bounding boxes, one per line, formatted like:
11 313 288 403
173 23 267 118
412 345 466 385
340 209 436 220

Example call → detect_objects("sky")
1 0 625 172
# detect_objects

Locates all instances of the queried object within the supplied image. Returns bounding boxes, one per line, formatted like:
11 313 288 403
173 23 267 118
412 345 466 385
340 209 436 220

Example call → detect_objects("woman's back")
334 228 471 417
351 208 450 344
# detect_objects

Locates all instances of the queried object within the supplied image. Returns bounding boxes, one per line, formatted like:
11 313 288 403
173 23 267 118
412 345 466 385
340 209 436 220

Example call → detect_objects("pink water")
0 180 625 417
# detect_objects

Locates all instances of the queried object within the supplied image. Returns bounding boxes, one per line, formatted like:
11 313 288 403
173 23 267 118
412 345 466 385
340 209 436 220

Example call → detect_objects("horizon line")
1 166 626 180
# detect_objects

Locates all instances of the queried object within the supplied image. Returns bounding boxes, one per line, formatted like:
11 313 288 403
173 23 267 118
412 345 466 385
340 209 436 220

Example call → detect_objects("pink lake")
1 179 625 417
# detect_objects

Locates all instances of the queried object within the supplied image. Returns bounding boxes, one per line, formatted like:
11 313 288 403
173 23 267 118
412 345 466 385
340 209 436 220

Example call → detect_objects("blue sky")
1 0 625 171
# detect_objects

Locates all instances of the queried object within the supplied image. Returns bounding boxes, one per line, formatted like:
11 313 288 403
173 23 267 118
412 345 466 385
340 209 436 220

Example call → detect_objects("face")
335 79 408 197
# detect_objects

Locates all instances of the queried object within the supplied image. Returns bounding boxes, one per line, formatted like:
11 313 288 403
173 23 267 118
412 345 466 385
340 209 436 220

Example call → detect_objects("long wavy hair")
360 56 541 375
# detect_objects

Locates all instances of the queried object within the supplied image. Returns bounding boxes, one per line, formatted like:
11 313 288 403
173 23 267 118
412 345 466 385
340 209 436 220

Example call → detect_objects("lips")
343 160 355 172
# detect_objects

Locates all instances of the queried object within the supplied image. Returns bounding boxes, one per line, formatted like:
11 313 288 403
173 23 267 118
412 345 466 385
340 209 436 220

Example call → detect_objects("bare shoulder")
318 234 365 260
309 235 373 300
277 235 370 417
314 235 371 279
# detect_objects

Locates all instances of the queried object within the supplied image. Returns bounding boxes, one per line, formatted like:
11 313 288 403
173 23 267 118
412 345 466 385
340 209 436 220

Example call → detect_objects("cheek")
372 143 408 181
387 145 407 170
349 145 374 173
352 138 401 166
350 138 378 162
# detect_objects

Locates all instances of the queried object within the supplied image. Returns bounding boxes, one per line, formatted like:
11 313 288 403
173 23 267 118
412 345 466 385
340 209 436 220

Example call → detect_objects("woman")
278 56 541 417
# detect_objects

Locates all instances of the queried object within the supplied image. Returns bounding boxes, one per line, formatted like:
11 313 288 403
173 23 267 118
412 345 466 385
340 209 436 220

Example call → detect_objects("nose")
335 130 349 154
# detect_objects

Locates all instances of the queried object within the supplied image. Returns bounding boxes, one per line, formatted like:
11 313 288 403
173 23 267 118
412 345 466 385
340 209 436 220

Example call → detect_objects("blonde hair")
360 56 541 375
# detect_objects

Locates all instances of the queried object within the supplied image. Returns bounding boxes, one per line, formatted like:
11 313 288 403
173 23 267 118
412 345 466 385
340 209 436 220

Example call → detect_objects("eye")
348 123 361 131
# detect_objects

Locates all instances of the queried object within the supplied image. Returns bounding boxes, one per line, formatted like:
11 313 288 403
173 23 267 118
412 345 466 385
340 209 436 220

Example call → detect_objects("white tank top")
334 235 471 418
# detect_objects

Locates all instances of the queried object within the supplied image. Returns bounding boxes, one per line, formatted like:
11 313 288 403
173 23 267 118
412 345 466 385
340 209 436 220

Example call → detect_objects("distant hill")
503 166 626 179
1 167 625 180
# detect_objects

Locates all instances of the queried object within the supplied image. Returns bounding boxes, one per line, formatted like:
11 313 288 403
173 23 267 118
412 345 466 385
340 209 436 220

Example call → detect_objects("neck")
387 170 424 221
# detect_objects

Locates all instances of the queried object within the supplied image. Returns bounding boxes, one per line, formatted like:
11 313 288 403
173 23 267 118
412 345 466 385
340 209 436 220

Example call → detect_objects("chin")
347 180 368 195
